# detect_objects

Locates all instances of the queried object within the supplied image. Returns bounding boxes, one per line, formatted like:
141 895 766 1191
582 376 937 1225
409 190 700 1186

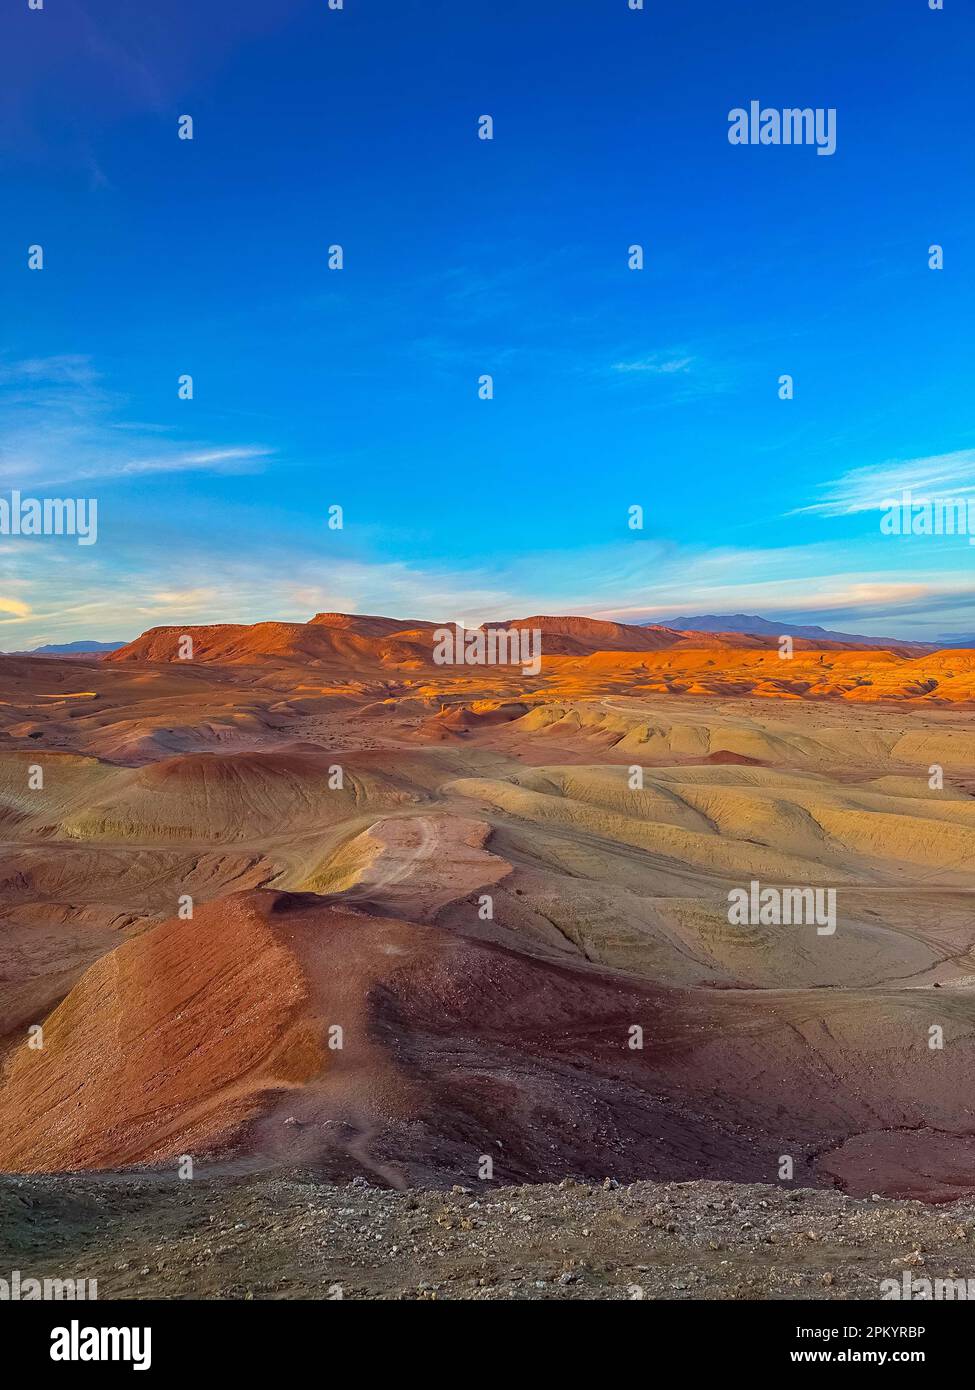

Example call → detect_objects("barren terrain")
6 1170 975 1301
1 612 974 1294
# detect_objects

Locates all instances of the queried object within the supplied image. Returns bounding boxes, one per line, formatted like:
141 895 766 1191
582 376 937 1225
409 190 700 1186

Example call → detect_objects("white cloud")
110 447 271 479
146 588 218 610
793 450 975 518
612 354 694 375
0 356 274 485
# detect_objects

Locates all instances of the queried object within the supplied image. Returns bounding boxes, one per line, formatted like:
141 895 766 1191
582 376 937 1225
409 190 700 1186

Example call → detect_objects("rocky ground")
3 1171 975 1300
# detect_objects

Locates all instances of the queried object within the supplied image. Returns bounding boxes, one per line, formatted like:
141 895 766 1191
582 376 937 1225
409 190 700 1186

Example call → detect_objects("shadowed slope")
2 890 974 1198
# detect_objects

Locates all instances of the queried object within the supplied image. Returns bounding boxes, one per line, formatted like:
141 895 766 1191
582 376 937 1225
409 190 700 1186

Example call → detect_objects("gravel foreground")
3 1173 975 1300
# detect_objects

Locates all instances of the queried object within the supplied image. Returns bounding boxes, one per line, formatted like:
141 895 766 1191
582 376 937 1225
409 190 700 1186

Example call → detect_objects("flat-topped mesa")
492 615 689 651
308 612 439 636
104 622 303 664
102 613 438 668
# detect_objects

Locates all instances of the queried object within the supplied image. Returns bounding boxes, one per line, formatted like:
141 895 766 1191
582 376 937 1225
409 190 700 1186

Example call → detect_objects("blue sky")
1 0 973 646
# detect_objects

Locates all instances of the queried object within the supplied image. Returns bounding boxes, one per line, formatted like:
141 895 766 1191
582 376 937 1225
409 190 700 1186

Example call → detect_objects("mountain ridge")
102 610 933 668
651 613 944 649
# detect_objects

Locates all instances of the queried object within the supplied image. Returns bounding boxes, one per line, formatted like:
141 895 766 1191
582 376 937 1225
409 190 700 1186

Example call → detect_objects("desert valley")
1 609 974 1235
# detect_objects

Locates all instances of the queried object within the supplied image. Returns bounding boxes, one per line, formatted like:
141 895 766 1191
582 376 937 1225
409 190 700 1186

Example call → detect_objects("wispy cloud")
603 568 975 632
146 588 218 611
793 450 975 518
0 356 274 485
108 447 271 479
6 534 975 647
611 354 694 375
0 355 101 389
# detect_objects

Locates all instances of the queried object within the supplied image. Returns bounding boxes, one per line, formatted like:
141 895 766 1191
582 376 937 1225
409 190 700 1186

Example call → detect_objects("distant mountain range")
6 612 971 658
3 640 128 656
652 614 926 648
